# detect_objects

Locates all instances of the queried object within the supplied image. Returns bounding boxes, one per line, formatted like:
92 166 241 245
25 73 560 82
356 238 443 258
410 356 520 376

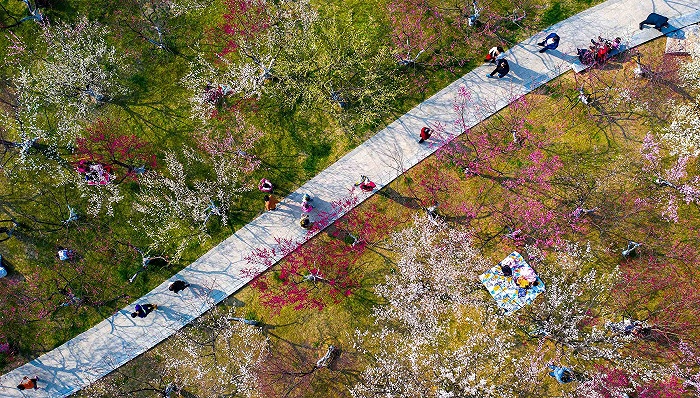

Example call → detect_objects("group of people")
259 176 378 229
76 159 113 185
482 12 670 79
577 36 622 65
500 257 539 291
259 178 314 228
484 32 560 79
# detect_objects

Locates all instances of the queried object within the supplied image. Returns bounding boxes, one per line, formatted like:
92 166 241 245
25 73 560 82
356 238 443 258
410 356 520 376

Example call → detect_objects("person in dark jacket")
639 13 669 31
131 303 157 318
537 32 560 53
168 280 190 294
488 59 510 78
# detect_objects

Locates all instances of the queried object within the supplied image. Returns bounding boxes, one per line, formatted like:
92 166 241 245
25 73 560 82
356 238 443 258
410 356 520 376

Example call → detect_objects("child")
264 194 279 211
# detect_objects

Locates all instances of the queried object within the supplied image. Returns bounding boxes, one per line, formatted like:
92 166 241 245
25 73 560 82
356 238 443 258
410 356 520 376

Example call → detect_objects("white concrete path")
2 1 700 396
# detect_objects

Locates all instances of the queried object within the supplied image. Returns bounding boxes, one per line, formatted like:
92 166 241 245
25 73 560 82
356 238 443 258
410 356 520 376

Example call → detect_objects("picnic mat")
479 251 545 315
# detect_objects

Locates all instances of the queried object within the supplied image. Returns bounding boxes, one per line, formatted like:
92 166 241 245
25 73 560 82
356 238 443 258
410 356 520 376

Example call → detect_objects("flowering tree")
640 133 700 223
244 196 401 312
185 2 398 130
246 236 366 312
132 117 261 258
351 216 523 397
510 243 624 355
430 86 571 249
386 0 443 66
215 0 317 99
112 0 208 52
4 17 128 148
254 341 357 398
75 119 157 182
661 45 700 156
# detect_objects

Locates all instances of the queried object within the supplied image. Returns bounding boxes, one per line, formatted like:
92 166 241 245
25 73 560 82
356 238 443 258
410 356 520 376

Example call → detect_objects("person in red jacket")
418 126 432 143
17 376 39 390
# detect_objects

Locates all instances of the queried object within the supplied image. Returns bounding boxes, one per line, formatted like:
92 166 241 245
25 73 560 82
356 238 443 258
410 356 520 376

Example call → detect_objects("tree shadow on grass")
376 186 422 210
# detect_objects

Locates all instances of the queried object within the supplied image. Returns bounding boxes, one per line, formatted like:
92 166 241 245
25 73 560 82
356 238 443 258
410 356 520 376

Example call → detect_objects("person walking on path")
485 46 505 63
548 365 574 383
131 303 157 318
299 214 312 229
418 126 432 143
537 32 560 53
264 194 279 211
301 194 313 213
354 175 376 192
17 376 39 390
639 13 669 30
487 58 510 78
168 280 190 294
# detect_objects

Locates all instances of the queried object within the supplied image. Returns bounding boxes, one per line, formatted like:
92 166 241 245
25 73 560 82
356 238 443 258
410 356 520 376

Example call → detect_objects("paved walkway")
3 1 700 396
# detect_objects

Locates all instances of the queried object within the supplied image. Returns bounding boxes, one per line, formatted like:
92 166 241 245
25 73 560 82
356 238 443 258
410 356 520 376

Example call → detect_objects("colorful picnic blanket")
479 251 545 315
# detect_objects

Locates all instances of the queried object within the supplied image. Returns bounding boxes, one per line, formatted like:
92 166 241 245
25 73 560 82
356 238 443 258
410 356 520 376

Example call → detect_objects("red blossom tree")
387 0 443 66
75 119 157 183
244 194 402 312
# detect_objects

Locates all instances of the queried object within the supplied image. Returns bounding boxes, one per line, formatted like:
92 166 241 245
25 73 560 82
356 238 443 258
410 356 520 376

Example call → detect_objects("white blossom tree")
132 121 260 258
351 216 522 397
4 17 128 149
181 0 317 115
662 40 700 155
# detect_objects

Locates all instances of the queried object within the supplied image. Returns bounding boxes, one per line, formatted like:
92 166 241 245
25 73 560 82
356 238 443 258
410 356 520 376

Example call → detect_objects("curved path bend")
2 1 700 396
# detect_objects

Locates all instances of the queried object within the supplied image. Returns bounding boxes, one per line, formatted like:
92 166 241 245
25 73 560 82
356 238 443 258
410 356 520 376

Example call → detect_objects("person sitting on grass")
548 365 574 384
258 178 274 193
56 247 76 261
